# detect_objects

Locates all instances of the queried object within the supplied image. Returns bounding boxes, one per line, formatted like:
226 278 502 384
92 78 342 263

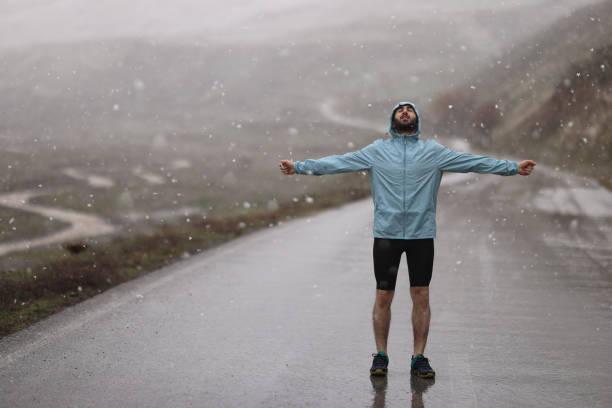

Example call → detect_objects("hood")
389 101 420 140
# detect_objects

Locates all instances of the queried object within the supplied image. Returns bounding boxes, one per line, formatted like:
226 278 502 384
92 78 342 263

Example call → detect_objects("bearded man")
279 102 535 378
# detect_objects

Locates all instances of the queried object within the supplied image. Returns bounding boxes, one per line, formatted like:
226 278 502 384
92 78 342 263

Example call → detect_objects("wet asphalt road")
1 169 611 408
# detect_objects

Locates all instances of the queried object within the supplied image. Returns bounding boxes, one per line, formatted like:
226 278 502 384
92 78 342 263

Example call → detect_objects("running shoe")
370 351 389 376
411 354 435 378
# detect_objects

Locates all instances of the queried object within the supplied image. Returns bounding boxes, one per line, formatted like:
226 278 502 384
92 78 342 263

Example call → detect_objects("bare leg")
410 286 430 356
372 289 395 353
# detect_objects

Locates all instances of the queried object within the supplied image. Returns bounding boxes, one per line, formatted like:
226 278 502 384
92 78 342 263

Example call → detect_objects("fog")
0 0 607 253
0 0 598 50
0 0 608 254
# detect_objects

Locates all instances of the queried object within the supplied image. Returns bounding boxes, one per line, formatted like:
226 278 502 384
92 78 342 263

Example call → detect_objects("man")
279 102 535 378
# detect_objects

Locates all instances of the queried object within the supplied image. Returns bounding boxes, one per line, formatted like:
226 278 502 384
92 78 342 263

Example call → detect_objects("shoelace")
372 354 388 366
414 356 433 371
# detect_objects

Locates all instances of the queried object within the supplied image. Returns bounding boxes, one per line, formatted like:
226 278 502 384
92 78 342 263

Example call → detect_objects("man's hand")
518 160 536 176
279 160 295 175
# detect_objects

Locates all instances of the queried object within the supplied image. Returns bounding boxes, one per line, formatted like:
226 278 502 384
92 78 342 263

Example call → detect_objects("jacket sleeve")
294 142 376 176
435 143 518 176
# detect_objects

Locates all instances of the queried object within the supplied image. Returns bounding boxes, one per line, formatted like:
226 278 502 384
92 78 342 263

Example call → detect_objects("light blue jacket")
294 102 519 239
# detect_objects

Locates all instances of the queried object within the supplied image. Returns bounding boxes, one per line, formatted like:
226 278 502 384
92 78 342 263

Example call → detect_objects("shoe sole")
370 369 387 376
411 369 435 379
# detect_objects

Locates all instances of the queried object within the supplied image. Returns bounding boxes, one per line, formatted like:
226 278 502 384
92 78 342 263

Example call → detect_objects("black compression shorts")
373 238 434 290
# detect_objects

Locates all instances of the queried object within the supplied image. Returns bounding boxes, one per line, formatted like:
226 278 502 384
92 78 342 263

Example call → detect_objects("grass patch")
0 207 71 243
0 186 370 339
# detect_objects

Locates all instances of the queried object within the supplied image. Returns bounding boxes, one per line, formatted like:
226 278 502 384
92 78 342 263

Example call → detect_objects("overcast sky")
0 0 602 51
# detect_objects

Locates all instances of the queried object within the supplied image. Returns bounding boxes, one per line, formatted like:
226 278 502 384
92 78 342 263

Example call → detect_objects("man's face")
392 105 418 133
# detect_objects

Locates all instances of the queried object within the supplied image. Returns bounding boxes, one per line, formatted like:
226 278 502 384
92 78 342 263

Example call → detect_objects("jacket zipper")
403 135 407 238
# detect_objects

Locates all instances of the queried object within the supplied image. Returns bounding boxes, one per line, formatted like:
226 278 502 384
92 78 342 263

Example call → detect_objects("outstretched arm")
436 143 534 176
279 143 375 176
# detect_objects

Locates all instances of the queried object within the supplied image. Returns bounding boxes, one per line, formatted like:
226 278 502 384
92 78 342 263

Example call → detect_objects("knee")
374 290 394 309
411 287 430 309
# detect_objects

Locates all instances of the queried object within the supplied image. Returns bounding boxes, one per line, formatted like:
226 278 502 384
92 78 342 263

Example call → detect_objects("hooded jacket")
294 102 519 239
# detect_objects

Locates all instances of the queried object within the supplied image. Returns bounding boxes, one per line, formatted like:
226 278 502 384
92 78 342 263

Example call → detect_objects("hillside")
431 0 612 183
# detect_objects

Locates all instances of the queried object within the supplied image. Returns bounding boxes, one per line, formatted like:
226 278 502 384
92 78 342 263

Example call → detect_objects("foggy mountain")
432 0 612 182
0 0 602 196
0 1 602 148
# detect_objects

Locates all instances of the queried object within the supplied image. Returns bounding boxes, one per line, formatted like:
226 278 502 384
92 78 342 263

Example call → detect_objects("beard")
392 117 418 133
